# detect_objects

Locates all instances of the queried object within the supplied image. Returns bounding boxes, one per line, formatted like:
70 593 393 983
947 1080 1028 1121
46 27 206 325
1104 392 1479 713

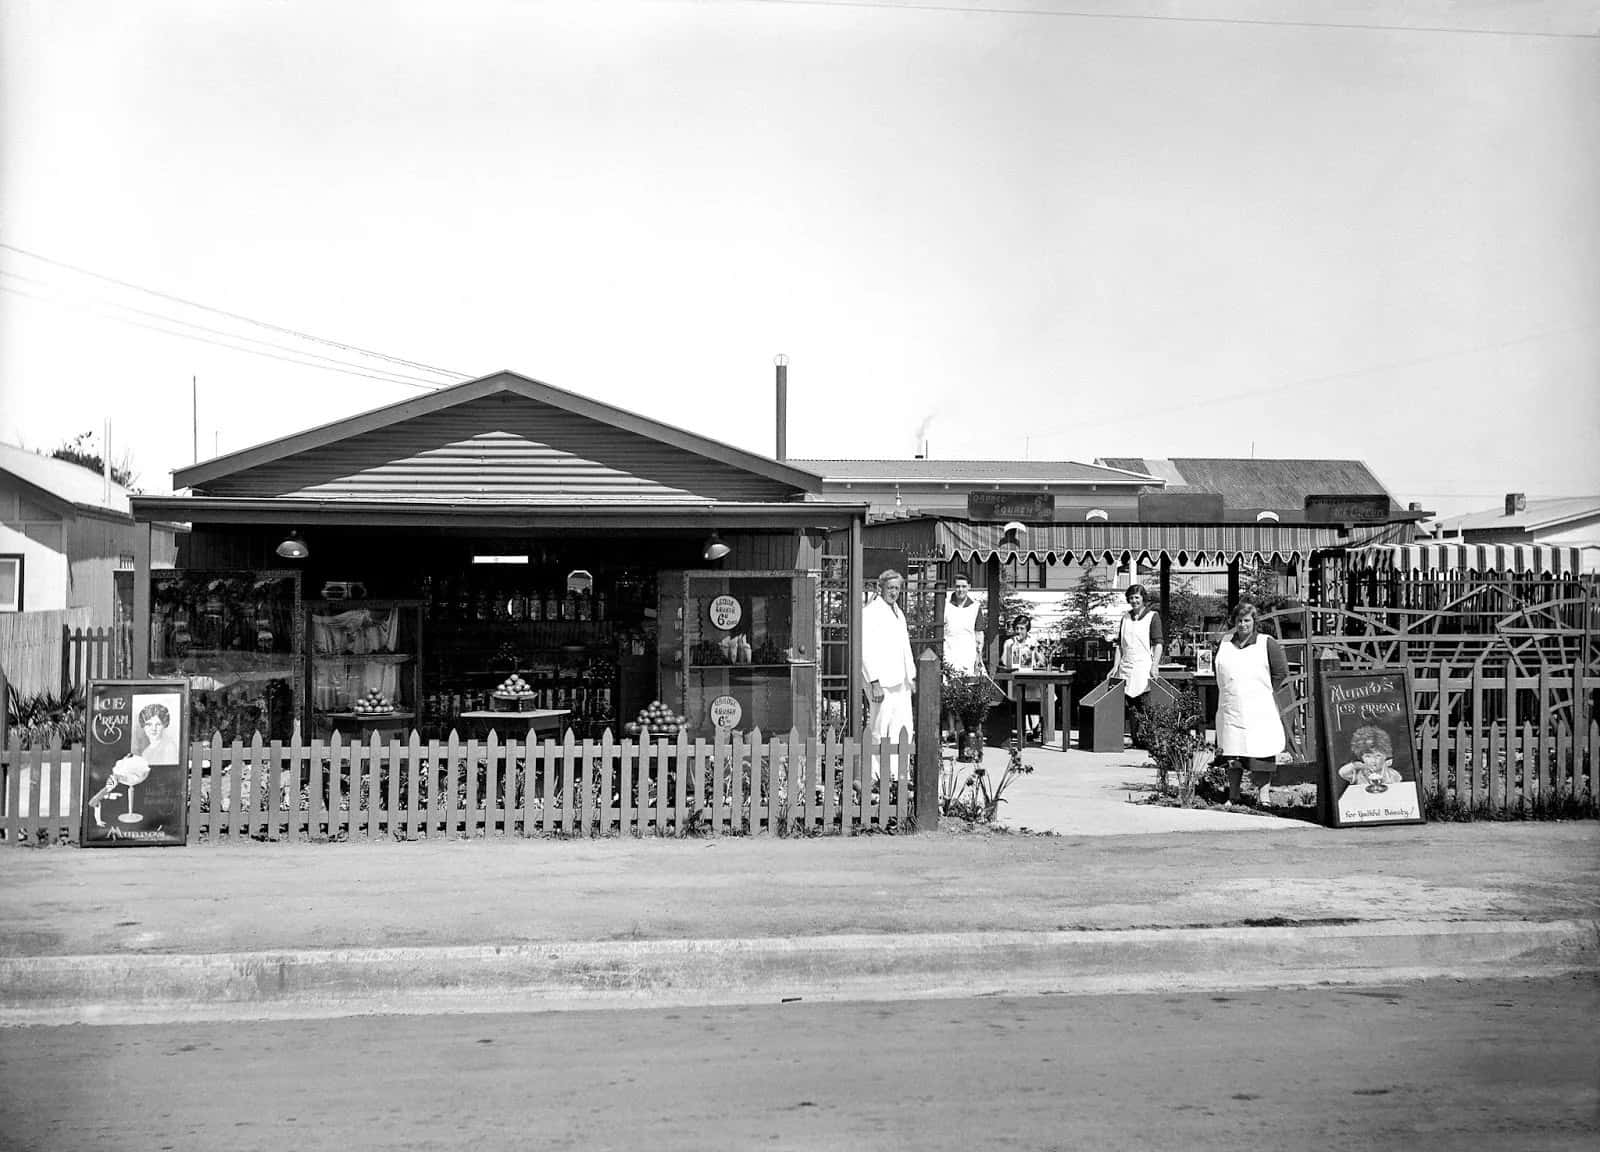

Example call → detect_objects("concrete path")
962 739 1312 835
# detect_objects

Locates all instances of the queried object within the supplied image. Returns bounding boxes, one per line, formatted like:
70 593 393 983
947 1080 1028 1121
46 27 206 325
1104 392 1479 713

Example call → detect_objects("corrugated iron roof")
792 459 1159 483
0 441 133 516
1095 456 1399 511
1436 495 1600 534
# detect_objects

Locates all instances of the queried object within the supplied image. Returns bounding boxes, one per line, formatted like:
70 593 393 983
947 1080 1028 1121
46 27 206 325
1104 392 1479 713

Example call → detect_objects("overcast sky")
2 0 1596 517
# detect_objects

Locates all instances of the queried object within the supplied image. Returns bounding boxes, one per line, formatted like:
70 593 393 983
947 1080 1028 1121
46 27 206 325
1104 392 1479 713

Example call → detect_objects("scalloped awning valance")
1346 542 1590 577
867 519 1402 566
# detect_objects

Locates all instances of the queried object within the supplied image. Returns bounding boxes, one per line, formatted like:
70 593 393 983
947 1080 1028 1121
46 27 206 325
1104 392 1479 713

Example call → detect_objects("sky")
2 0 1597 519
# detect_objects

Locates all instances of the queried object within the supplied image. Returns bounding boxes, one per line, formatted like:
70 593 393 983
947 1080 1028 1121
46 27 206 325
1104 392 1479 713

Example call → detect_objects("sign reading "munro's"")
967 492 1054 522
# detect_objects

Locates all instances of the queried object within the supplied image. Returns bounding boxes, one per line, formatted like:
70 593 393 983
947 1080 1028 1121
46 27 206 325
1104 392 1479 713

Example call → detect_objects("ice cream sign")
709 595 742 630
79 679 190 849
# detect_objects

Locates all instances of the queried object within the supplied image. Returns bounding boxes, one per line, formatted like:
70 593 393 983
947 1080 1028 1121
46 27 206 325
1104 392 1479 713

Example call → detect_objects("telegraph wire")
0 243 470 381
714 0 1599 39
1024 321 1600 445
0 283 443 392
0 269 450 392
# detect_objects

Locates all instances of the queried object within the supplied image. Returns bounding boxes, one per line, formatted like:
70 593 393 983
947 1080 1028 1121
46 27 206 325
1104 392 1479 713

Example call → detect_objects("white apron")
1117 611 1156 698
1214 634 1286 759
943 598 981 675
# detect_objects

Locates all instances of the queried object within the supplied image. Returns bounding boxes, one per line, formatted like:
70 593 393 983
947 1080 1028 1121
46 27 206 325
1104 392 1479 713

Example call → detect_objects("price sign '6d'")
80 679 190 848
708 594 742 631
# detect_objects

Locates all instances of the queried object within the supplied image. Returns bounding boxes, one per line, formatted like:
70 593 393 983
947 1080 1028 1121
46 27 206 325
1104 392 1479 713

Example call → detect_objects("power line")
1026 321 1600 444
0 243 471 381
0 283 443 392
712 0 1600 39
0 269 450 391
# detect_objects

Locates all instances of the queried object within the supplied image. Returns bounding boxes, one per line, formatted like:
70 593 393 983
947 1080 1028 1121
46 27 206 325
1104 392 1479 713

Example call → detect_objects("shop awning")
1347 541 1591 577
901 519 1400 566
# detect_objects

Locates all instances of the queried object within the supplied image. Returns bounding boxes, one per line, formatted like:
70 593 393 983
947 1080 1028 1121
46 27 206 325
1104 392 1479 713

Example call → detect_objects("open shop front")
124 372 867 749
124 507 864 747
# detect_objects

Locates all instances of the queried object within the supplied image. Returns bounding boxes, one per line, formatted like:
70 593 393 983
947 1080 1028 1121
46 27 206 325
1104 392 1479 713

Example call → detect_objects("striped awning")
914 520 1401 566
1347 541 1591 577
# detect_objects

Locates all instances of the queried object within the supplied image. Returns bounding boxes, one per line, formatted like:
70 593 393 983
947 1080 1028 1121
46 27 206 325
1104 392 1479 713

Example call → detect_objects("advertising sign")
80 680 190 848
708 595 742 631
967 492 1055 522
1317 669 1425 828
709 695 743 731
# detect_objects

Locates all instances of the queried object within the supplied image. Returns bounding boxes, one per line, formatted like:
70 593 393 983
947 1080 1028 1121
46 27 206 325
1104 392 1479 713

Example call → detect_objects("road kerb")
3 918 1594 1027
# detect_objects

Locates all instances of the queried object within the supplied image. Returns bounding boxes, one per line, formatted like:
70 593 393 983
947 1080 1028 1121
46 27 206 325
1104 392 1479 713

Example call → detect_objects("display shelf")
687 663 816 671
305 599 424 737
326 710 415 720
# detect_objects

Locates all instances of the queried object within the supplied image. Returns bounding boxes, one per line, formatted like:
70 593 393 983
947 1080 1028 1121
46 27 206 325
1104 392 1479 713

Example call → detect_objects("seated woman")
999 614 1043 739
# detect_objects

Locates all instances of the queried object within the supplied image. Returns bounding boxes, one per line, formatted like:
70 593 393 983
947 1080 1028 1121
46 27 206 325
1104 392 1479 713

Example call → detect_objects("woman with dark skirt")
1213 598 1290 805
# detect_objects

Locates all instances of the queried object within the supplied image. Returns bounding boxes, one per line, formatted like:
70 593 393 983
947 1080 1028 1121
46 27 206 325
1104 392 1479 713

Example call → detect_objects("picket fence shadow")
1 727 920 846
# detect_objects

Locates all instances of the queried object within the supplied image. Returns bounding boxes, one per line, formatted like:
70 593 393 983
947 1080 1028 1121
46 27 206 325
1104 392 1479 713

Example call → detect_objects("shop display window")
145 570 303 743
659 570 820 740
307 600 423 737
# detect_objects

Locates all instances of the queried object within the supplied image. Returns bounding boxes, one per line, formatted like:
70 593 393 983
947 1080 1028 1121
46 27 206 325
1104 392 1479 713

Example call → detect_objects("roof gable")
176 372 820 503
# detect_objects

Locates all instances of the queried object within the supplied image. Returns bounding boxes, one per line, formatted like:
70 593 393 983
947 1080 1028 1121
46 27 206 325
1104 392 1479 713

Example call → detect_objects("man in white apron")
1111 583 1164 748
863 570 917 777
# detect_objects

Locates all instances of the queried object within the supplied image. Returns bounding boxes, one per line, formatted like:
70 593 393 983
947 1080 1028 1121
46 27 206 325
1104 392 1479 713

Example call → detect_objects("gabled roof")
791 459 1159 484
1096 457 1401 512
1436 495 1600 534
0 441 134 517
174 371 824 494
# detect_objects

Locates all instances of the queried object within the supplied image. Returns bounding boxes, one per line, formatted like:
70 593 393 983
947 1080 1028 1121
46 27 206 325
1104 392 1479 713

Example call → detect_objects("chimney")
774 354 788 460
1504 492 1526 516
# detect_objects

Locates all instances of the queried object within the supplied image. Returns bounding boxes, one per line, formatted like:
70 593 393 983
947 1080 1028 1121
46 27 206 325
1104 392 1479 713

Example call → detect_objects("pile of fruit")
493 674 536 700
352 689 395 715
624 700 687 738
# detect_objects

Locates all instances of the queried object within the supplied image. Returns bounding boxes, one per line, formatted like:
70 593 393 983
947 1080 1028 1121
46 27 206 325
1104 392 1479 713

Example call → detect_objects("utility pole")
192 376 198 463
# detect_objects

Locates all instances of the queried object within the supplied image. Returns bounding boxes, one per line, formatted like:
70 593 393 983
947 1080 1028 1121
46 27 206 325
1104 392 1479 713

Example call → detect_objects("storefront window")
146 570 303 743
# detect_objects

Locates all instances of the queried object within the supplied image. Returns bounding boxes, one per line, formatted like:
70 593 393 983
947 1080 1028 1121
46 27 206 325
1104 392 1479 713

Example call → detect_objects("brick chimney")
1504 492 1526 516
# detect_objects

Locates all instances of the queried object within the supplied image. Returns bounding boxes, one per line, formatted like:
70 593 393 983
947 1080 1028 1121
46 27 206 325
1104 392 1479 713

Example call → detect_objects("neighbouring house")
1426 493 1600 574
0 442 181 621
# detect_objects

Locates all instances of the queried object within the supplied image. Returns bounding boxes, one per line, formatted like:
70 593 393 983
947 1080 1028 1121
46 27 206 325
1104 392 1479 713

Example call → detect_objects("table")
994 670 1075 751
325 710 416 739
459 709 572 739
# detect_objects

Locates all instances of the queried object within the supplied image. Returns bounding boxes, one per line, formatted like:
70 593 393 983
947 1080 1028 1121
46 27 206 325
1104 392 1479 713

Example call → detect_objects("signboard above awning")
1346 542 1589 577
918 519 1384 566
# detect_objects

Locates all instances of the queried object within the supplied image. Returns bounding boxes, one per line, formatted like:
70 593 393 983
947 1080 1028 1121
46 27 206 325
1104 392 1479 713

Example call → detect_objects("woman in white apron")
1112 584 1164 747
1213 599 1291 804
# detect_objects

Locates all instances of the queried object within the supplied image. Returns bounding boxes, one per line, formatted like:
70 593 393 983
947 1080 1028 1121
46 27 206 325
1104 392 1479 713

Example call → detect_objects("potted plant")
940 661 1002 762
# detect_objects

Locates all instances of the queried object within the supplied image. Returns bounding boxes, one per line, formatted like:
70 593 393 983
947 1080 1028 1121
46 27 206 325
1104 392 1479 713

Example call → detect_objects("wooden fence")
0 609 93 698
62 624 126 694
2 728 925 846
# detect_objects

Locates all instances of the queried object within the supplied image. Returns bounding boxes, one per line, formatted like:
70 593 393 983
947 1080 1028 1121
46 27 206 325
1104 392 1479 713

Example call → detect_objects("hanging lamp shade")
275 530 309 560
702 531 731 561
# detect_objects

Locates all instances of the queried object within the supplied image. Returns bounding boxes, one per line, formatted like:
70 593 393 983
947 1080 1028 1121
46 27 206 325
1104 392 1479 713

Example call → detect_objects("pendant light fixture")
701 531 731 561
275 529 309 560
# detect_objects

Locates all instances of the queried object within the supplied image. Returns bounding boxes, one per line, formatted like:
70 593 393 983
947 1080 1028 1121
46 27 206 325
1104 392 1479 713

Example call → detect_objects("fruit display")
352 689 395 715
493 674 536 700
623 700 687 738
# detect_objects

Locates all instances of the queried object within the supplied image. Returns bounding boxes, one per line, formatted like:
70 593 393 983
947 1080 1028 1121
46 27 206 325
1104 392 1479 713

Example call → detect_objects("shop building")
126 372 865 746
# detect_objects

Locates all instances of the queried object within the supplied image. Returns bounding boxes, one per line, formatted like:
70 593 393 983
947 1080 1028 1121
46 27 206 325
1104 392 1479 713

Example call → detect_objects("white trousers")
868 683 914 781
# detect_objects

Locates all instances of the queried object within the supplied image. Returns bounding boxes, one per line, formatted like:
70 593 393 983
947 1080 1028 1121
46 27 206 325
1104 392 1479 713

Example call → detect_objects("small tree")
1054 569 1119 654
1163 575 1224 642
1238 560 1300 617
49 431 139 490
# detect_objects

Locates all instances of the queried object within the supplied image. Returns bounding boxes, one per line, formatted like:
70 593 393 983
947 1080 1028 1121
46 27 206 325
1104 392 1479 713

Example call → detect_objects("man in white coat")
863 569 917 750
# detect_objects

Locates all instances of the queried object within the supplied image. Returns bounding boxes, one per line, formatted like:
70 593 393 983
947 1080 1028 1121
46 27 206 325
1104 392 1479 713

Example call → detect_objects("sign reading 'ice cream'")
1316 669 1425 829
79 679 190 848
